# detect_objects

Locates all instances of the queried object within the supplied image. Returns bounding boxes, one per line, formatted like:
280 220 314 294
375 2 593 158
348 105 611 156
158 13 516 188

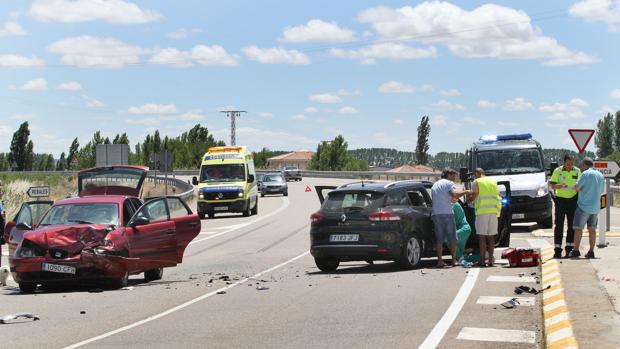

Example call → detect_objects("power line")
220 110 246 146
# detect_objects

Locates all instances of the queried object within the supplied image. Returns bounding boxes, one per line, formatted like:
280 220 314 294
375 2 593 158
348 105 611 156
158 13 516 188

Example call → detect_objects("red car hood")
25 224 111 255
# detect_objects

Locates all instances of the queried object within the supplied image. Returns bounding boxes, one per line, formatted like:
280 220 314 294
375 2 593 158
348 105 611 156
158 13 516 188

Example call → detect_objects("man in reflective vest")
470 168 502 267
549 154 580 258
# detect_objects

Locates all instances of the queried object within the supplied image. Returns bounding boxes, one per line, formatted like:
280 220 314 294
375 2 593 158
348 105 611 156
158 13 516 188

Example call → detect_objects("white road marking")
546 327 575 343
487 275 536 283
198 231 218 235
418 268 480 349
456 327 536 344
527 238 552 248
62 250 310 349
189 197 290 246
543 288 565 300
544 299 567 313
545 312 571 327
476 296 535 306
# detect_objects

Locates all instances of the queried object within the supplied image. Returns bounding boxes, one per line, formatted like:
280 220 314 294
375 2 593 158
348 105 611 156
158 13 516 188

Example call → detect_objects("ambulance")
192 146 258 219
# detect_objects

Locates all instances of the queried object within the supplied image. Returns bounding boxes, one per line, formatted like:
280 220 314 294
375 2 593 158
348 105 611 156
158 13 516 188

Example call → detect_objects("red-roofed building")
267 151 314 170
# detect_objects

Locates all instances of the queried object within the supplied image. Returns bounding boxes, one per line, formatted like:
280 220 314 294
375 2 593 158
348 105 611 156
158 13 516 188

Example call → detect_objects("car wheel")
19 282 37 294
251 199 258 215
538 216 553 229
243 200 251 217
399 234 423 269
283 191 288 197
315 257 339 272
110 272 129 289
198 211 206 219
144 268 163 282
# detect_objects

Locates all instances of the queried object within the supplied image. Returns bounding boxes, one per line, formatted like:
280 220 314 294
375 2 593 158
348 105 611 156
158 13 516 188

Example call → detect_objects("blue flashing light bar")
480 133 533 143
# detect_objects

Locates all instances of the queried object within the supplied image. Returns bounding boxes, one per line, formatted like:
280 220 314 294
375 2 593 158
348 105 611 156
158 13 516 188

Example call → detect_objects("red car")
3 166 201 293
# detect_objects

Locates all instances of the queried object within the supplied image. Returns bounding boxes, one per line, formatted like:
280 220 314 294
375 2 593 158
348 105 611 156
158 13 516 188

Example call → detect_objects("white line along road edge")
418 268 480 349
62 250 310 349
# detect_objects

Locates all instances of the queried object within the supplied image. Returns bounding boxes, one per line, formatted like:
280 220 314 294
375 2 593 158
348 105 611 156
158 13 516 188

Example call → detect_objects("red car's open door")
4 201 53 258
78 166 148 197
165 197 200 263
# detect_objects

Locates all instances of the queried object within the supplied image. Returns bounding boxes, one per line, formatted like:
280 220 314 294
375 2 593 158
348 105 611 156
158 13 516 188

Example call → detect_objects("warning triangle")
568 129 595 153
305 186 312 192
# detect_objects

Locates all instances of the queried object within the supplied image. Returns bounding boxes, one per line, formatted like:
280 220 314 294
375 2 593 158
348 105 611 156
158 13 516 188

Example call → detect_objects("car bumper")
508 194 552 222
310 244 401 261
262 187 286 194
198 199 247 213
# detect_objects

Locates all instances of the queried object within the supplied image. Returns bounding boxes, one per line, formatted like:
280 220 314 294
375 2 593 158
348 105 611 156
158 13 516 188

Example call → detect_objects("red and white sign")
593 160 620 178
568 129 595 153
305 186 312 192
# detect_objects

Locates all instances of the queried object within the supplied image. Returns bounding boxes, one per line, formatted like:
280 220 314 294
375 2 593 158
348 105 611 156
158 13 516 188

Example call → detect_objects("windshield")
200 164 246 183
39 203 119 226
476 148 544 175
322 191 385 213
285 167 297 170
264 175 284 182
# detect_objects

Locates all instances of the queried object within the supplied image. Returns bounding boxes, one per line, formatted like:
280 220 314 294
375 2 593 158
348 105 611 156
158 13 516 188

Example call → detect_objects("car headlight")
536 184 548 197
16 246 37 258
238 191 244 198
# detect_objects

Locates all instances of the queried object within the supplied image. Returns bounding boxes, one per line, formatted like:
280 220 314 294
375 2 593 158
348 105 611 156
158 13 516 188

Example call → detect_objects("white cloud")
48 36 147 68
29 0 163 24
477 100 497 109
243 46 310 65
429 100 465 110
0 21 26 37
338 89 362 96
422 84 434 92
126 117 161 126
358 3 598 66
149 45 239 67
503 97 533 111
463 116 485 125
21 77 47 91
290 114 307 121
304 107 318 113
569 0 620 31
394 119 404 125
330 42 437 64
309 93 341 104
498 121 517 127
82 94 105 107
611 89 620 100
166 28 202 39
259 112 273 118
0 125 12 139
0 54 45 68
339 106 358 114
11 114 35 121
540 98 589 120
378 81 416 93
281 19 356 43
128 103 178 115
430 115 449 127
56 81 82 91
440 89 461 96
174 112 205 121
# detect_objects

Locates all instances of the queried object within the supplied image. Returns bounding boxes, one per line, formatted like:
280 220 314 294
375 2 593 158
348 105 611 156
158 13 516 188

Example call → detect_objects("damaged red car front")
7 166 201 293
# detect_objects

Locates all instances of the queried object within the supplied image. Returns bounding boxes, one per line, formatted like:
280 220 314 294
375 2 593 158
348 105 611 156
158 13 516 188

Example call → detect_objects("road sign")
593 160 620 178
568 129 595 153
27 186 49 198
305 186 312 193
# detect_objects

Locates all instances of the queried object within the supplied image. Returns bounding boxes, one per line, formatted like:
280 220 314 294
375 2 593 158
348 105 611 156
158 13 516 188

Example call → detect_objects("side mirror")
129 216 150 228
459 167 468 182
548 162 559 176
16 222 32 231
192 176 199 186
248 174 255 183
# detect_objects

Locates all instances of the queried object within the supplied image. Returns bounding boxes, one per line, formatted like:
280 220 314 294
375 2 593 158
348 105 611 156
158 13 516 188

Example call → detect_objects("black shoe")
569 250 581 259
554 249 562 259
564 249 573 258
585 251 595 259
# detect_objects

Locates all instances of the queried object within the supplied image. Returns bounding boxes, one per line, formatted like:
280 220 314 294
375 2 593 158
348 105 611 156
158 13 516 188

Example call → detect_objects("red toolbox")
502 248 540 267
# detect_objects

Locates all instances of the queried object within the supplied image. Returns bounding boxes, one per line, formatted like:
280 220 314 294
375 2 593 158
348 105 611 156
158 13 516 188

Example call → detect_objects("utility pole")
220 110 246 146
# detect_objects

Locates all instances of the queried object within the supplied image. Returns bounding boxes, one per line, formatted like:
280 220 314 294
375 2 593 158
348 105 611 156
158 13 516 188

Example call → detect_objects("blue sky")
1 0 619 157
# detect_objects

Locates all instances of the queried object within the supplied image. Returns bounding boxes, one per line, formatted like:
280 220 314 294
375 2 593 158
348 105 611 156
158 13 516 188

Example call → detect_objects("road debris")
501 298 520 309
216 291 226 295
88 288 104 293
0 313 40 324
80 311 86 315
256 286 269 291
120 286 135 291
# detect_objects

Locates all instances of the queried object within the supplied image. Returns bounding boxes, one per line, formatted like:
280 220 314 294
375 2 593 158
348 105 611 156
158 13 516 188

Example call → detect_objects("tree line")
595 111 620 161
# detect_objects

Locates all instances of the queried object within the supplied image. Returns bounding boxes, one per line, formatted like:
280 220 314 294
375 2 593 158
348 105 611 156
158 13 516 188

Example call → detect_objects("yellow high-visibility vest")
474 177 501 217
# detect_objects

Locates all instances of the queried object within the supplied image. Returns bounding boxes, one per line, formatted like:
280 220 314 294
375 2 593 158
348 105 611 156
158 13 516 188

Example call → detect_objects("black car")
310 180 513 272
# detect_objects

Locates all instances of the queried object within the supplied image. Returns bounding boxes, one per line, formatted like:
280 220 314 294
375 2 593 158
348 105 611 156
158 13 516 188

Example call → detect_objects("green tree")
24 140 34 171
8 122 32 171
56 152 67 171
615 111 620 152
67 138 79 170
308 135 360 171
595 113 614 158
415 116 431 165
0 153 9 171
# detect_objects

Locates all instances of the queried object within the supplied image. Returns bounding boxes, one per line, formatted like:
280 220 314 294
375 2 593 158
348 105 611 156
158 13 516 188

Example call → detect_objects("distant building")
267 151 314 170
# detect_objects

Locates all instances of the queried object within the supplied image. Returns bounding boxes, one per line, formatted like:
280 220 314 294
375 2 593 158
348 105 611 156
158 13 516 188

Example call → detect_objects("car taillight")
368 211 400 222
310 212 324 223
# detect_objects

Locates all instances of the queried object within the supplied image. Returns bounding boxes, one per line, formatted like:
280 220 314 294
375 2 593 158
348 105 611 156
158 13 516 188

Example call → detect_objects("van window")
386 191 411 206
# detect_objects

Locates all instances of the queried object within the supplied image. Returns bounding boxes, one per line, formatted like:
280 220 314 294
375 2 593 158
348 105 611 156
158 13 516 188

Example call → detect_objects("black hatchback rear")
310 181 435 272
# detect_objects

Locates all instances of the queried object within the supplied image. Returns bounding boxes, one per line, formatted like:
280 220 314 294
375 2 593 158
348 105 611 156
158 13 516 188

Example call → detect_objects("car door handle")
188 222 199 227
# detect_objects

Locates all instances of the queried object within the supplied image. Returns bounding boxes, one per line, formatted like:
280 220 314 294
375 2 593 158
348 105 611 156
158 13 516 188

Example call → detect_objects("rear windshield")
322 191 385 213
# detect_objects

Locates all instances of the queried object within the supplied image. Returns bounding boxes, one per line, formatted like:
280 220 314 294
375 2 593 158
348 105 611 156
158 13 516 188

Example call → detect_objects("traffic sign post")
593 160 619 248
568 129 595 153
27 186 49 198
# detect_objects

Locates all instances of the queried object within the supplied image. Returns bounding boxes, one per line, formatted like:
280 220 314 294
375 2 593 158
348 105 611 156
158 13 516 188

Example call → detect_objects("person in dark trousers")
549 154 581 258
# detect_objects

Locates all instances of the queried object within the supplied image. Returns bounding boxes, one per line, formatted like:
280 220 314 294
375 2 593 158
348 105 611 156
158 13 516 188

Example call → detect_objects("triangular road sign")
305 186 312 192
568 129 595 153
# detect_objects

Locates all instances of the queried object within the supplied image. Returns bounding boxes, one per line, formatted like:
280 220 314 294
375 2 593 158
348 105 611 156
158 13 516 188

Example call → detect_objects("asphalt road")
1 178 547 348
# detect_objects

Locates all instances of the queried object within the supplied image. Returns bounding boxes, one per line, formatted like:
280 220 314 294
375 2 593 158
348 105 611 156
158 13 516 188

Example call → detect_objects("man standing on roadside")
549 154 581 258
570 157 605 259
431 168 469 268
470 168 501 267
0 181 5 247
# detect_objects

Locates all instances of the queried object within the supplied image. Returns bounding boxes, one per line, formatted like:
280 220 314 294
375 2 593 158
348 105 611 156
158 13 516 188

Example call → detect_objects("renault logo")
340 214 347 223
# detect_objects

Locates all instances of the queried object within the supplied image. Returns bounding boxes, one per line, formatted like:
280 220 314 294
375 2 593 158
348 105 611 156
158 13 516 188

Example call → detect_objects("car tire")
144 268 163 282
207 211 215 219
198 211 206 219
19 282 37 294
251 199 258 215
398 234 423 269
283 191 288 197
261 193 265 197
538 216 553 229
110 272 129 289
243 200 251 217
315 257 340 272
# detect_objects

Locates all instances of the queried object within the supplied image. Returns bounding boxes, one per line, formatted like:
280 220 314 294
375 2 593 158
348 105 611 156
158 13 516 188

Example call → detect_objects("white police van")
460 134 552 228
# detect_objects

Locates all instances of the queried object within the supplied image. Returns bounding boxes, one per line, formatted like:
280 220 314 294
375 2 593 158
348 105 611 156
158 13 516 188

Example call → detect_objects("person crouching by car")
431 168 470 268
469 168 501 267
452 198 471 262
